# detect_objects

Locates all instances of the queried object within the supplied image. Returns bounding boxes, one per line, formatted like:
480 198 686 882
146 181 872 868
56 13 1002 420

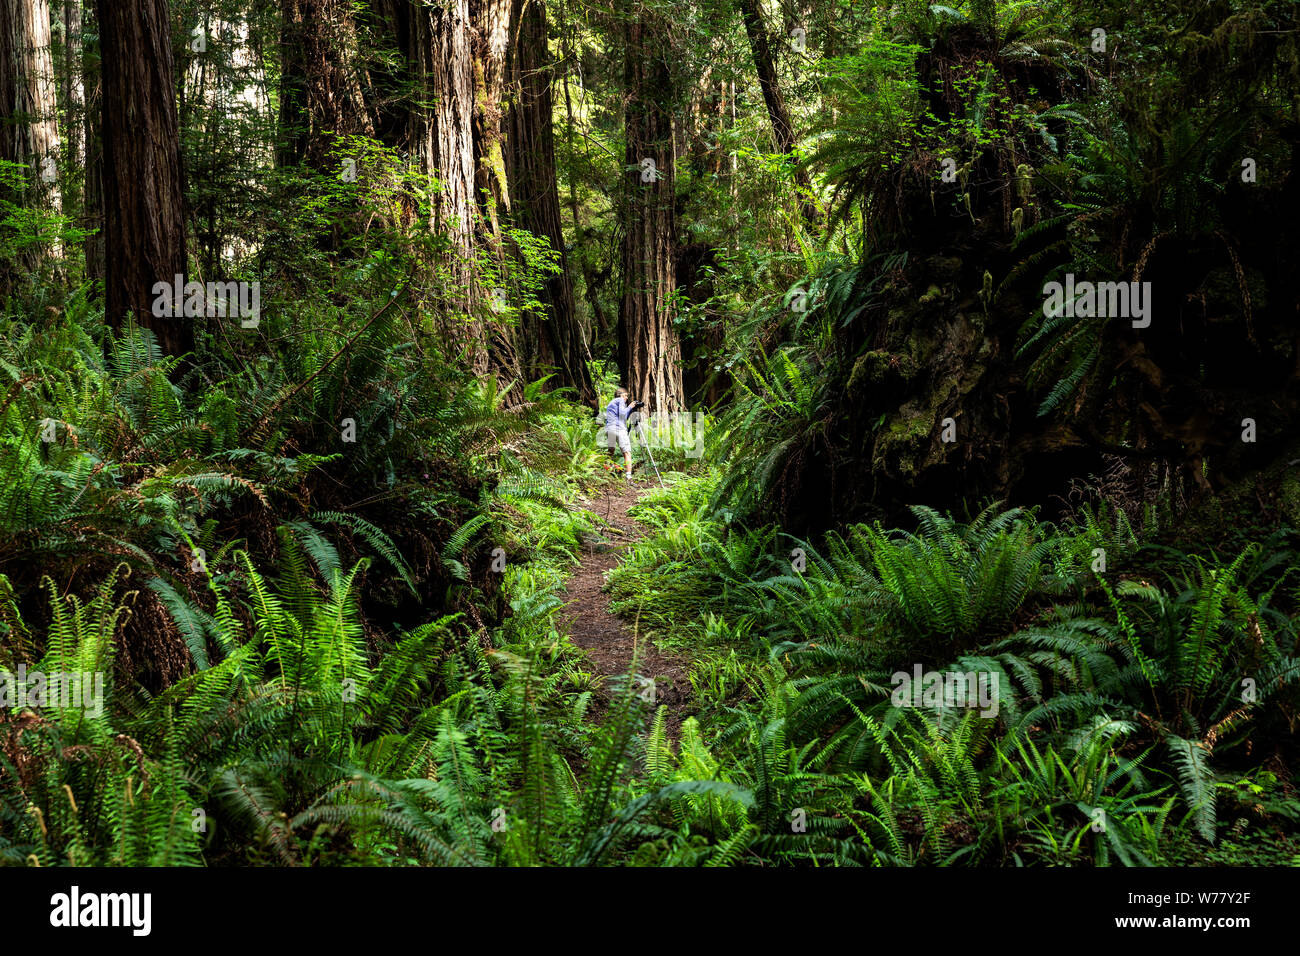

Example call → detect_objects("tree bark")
60 0 82 171
559 34 608 341
618 9 684 413
471 0 510 239
369 0 485 369
96 0 189 354
423 0 479 347
0 0 63 290
506 0 594 406
278 0 375 171
82 0 101 284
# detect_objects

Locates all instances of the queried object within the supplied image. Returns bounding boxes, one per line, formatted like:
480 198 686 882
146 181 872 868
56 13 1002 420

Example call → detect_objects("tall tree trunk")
471 0 510 239
506 0 594 406
96 0 189 355
735 0 818 231
473 0 528 392
60 0 82 171
619 9 683 413
276 0 308 167
0 0 63 291
559 34 608 341
370 0 486 370
411 0 485 369
685 61 726 178
81 0 101 284
278 0 375 171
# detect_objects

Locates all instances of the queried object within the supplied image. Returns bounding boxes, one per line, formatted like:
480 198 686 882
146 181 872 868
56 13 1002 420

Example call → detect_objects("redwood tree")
278 0 376 171
96 0 189 355
505 0 594 406
471 0 511 240
0 0 63 290
82 0 102 283
618 6 684 413
372 0 484 369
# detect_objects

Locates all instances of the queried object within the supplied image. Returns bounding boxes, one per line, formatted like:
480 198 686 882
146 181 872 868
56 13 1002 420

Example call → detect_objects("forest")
1 0 1298 872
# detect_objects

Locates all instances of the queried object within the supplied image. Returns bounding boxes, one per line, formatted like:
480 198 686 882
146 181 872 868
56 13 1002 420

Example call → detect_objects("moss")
900 325 937 368
885 306 917 338
874 403 938 478
917 284 943 306
866 301 996 483
848 350 918 396
848 350 892 394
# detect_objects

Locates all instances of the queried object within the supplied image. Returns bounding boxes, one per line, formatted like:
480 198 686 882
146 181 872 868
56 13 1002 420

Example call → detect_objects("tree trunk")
472 0 531 393
618 10 684 413
559 35 608 341
685 60 726 178
506 0 594 406
370 0 486 369
81 0 101 284
276 0 308 167
96 0 189 354
471 0 510 239
0 0 63 291
60 0 82 171
410 0 485 369
278 0 375 171
735 0 818 231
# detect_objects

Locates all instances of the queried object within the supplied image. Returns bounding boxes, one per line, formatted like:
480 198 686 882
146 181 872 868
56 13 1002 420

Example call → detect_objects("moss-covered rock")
847 349 919 399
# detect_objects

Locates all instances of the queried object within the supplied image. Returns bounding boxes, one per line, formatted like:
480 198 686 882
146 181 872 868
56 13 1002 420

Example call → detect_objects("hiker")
604 387 643 480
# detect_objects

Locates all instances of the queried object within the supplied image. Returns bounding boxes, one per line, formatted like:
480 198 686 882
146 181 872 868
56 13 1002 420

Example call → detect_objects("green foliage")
4 0 1299 873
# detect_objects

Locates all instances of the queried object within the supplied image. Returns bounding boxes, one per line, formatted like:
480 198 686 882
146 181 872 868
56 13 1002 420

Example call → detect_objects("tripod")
630 409 665 488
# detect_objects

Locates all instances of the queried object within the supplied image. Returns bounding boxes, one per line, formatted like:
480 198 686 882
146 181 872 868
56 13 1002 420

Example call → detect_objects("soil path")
563 475 691 740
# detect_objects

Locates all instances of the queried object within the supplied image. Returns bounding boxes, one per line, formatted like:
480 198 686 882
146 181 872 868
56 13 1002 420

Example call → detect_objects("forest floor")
563 473 691 742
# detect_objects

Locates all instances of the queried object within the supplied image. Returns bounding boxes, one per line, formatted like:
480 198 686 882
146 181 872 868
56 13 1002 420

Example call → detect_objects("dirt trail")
563 475 691 740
